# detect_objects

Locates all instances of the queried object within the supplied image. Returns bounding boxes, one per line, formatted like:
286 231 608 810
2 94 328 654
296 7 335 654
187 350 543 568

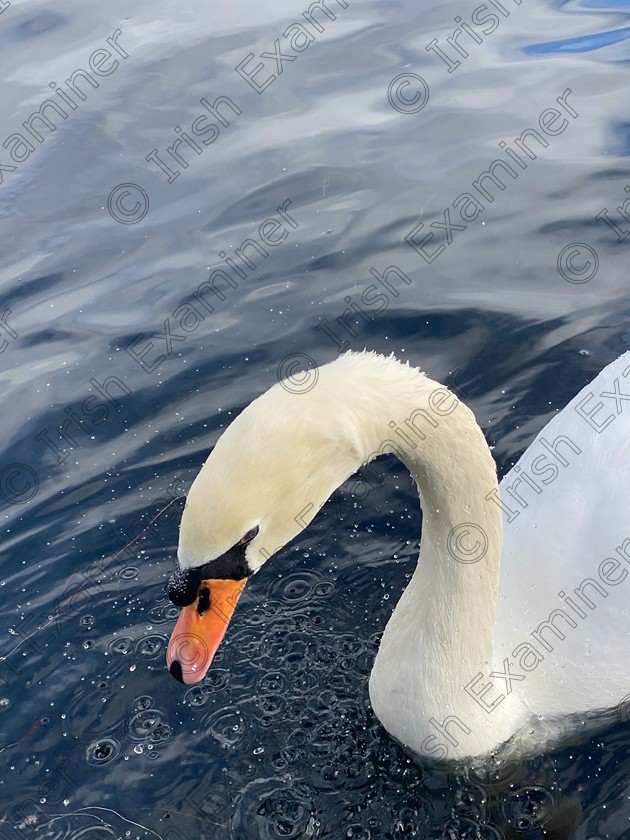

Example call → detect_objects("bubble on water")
231 777 318 839
502 785 557 831
107 636 134 655
205 706 248 748
128 707 172 744
133 695 153 712
135 634 166 658
85 737 121 766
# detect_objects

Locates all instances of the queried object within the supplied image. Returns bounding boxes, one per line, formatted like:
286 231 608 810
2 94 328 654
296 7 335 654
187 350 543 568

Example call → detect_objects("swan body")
166 350 630 762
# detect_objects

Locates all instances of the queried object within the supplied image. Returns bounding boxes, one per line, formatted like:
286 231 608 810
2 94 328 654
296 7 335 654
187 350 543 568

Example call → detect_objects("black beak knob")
167 568 201 607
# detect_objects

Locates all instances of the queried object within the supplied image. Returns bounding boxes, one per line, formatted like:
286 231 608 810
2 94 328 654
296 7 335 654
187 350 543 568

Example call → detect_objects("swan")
165 350 630 762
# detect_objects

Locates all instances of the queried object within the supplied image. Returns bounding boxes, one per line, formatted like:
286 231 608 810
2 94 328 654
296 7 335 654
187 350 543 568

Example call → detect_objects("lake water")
0 0 629 837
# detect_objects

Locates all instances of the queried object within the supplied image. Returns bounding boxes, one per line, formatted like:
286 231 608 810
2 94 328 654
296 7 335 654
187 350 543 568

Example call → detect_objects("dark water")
1 0 629 837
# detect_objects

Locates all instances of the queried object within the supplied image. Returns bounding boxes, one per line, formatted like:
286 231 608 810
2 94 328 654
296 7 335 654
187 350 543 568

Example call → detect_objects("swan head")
166 364 364 684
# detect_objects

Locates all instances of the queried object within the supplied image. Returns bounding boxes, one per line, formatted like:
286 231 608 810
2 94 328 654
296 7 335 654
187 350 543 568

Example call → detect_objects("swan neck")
350 366 503 669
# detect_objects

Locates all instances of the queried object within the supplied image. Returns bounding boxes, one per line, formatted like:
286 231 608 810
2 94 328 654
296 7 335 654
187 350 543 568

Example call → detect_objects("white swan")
165 350 630 762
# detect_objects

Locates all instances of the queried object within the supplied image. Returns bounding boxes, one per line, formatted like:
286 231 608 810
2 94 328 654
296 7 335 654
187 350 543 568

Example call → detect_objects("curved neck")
337 360 503 686
394 404 501 675
179 352 508 757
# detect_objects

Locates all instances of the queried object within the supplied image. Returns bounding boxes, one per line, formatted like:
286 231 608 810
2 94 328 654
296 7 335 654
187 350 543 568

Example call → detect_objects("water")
1 0 629 836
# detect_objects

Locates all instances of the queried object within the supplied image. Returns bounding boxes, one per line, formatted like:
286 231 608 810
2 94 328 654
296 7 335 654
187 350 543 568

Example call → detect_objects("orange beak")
166 578 246 684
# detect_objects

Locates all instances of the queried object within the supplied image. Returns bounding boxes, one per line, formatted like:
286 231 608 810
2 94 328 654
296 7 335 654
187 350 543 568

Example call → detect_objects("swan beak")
166 577 247 685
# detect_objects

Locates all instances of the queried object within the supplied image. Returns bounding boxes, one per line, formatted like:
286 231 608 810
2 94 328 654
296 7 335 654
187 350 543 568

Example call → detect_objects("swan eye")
239 526 259 546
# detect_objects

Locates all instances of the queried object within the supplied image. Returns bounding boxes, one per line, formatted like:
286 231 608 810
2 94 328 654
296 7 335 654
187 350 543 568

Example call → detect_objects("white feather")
177 350 630 761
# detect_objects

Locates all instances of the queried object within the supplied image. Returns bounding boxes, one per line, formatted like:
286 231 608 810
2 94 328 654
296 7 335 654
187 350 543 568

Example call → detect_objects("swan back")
495 351 630 722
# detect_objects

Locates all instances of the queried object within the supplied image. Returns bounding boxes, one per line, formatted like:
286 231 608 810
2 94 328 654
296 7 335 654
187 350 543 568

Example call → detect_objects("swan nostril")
169 660 184 683
197 586 210 616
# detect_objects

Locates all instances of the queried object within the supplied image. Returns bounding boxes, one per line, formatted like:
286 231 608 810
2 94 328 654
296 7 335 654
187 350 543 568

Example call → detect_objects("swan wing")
495 351 630 718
